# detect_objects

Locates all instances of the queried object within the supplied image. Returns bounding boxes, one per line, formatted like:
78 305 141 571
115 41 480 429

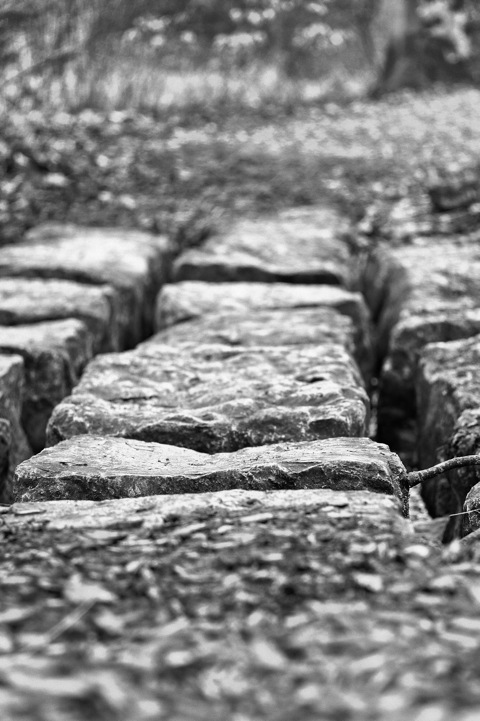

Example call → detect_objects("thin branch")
408 455 480 488
0 48 79 90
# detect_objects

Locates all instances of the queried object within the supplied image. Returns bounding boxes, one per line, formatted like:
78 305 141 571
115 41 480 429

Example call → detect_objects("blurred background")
2 0 480 246
2 0 480 114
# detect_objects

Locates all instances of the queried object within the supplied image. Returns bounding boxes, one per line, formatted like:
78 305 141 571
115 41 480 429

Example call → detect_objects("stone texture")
141 306 371 380
416 336 480 520
155 281 373 381
364 239 480 462
0 224 172 347
173 207 357 286
5 487 408 532
47 344 369 450
462 484 480 536
0 277 123 353
13 435 409 512
0 354 31 502
0 319 93 452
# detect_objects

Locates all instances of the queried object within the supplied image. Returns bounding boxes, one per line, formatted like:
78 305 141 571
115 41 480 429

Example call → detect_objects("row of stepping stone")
2 205 415 524
364 226 480 540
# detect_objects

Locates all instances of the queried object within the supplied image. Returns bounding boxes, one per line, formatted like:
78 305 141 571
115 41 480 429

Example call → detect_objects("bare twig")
408 455 480 488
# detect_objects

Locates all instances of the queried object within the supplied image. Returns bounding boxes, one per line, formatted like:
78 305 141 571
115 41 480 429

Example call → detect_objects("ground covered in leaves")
3 87 480 248
1 490 480 721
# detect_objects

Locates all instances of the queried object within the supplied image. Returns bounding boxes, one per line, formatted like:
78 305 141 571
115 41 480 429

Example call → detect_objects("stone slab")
5 487 407 532
47 344 369 450
0 224 172 347
155 281 373 380
172 206 357 286
0 277 123 353
13 436 409 512
0 354 31 502
141 306 371 380
364 239 480 462
416 336 480 521
0 319 93 453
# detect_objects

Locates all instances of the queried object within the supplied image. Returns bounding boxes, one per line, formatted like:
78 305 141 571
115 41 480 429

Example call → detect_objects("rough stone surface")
416 336 480 522
0 354 31 502
13 435 409 512
155 281 373 381
463 483 480 535
0 277 123 353
364 240 480 462
0 224 172 347
47 344 369 450
141 306 371 380
173 207 357 286
0 319 93 453
5 487 407 532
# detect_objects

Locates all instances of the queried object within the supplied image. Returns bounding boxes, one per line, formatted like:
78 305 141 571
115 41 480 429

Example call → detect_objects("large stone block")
142 306 371 381
364 240 480 462
0 354 31 502
0 224 172 347
0 319 93 452
416 337 480 523
47 344 369 450
13 435 409 512
173 207 357 286
155 281 373 381
0 277 123 353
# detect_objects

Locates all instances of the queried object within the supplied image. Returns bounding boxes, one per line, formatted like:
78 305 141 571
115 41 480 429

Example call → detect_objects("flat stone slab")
0 277 123 353
416 336 480 526
0 355 31 502
141 306 371 380
155 281 373 380
364 240 480 461
0 224 172 346
47 344 369 450
0 319 93 453
13 436 409 512
172 206 356 286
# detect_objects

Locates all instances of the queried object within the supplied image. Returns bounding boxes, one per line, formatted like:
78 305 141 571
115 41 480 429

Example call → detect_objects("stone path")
3 206 480 717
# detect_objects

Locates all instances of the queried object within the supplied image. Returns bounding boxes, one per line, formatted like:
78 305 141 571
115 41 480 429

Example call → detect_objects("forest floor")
3 86 480 248
3 85 480 720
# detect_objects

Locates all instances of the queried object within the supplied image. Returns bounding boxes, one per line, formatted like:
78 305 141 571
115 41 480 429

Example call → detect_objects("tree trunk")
370 0 473 97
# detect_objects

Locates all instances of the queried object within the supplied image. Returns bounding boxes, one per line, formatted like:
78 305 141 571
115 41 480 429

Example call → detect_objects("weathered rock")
5 487 408 532
416 336 480 521
141 306 371 380
173 206 357 286
0 319 93 452
47 344 369 450
0 277 123 353
0 224 172 346
155 281 373 381
0 355 31 502
13 435 409 512
463 483 480 536
364 240 480 462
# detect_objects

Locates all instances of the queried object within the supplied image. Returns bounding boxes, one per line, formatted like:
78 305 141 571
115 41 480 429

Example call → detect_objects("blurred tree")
371 0 478 96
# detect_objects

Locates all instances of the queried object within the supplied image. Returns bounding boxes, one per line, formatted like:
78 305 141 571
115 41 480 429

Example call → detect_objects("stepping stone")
141 306 371 381
0 319 93 453
13 436 409 511
5 487 408 533
155 281 373 380
0 355 31 502
416 335 480 525
0 224 172 347
364 239 480 462
47 344 370 450
0 277 123 353
173 207 356 286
